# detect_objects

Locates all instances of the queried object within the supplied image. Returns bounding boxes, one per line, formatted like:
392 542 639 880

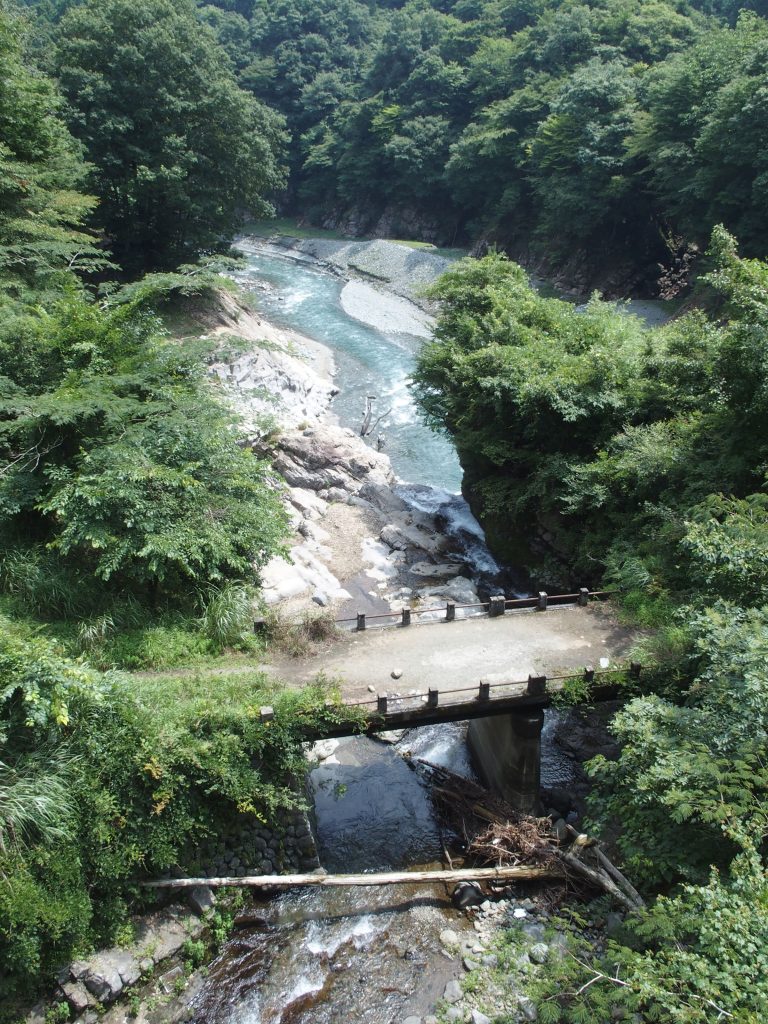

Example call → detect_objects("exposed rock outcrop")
273 426 394 496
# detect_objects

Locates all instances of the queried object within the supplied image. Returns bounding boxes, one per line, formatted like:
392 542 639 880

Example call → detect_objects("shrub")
265 608 340 657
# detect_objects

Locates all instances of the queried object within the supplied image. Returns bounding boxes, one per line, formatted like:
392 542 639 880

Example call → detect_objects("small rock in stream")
439 928 459 949
402 1017 422 1024
452 881 483 909
188 885 215 916
391 668 403 679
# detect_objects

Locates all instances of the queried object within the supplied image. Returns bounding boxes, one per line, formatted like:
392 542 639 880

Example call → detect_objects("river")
233 242 462 491
189 244 493 1024
186 240 595 1024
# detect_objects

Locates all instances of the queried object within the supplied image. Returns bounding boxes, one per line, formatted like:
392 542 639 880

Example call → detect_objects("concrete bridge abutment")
466 708 544 813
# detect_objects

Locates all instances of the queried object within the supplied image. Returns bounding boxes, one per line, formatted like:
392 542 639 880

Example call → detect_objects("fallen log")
554 850 638 914
560 822 645 910
141 865 563 890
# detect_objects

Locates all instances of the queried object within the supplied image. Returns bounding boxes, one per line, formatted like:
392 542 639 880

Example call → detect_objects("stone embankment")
27 804 322 1024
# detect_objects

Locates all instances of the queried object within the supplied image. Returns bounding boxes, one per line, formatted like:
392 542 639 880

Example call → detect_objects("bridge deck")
293 670 626 739
265 604 633 703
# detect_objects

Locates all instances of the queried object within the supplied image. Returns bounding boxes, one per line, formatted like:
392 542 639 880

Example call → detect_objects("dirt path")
264 604 634 701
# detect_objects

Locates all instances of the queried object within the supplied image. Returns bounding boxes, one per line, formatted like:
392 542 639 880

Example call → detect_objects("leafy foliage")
489 848 768 1023
0 288 288 609
0 615 361 1010
54 0 287 273
0 7 107 304
415 232 768 1019
413 235 768 593
152 0 766 284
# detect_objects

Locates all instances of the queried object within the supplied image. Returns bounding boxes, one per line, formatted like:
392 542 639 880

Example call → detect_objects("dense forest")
1 0 768 1020
412 237 768 1017
10 0 768 286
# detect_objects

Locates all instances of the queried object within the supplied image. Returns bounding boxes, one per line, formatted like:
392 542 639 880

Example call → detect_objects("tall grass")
0 750 77 854
265 607 340 657
199 583 254 647
0 547 91 619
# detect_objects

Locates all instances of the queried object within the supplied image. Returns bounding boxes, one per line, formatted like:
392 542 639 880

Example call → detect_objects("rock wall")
317 203 459 249
238 234 453 311
187 806 320 879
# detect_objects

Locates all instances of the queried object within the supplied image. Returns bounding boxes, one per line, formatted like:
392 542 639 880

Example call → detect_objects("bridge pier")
466 708 544 813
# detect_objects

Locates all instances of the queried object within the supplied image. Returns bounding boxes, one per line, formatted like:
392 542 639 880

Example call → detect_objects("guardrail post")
630 662 642 680
356 611 366 631
260 706 274 723
527 674 547 696
478 680 490 700
583 666 595 683
427 688 439 708
537 591 548 611
489 595 505 617
578 587 589 607
446 601 456 622
401 608 411 627
377 695 388 714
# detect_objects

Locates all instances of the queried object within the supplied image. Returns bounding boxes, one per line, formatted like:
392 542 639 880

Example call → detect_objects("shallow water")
190 732 475 1024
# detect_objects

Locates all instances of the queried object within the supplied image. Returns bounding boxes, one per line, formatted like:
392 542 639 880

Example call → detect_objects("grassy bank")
0 613 361 1019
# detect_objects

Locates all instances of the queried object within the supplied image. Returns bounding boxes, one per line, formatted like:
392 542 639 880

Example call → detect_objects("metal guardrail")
338 662 641 712
253 588 615 635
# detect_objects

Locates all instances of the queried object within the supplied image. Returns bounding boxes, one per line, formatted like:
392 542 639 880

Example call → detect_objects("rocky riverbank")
235 234 455 313
26 801 323 1024
200 266 490 620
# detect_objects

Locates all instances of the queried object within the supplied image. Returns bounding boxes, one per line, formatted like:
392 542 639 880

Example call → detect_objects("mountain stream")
187 242 584 1024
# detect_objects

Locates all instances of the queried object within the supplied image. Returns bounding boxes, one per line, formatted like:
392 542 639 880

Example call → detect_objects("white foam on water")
230 992 263 1024
282 288 314 311
283 971 325 1002
408 486 502 576
304 914 376 958
399 723 475 777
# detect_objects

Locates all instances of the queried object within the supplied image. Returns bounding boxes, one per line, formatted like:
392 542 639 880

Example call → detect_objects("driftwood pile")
411 758 644 912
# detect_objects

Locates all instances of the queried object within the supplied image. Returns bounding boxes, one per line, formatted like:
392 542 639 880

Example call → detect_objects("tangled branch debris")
409 757 644 912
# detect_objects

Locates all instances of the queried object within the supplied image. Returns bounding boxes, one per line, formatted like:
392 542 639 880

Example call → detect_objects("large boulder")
273 425 395 497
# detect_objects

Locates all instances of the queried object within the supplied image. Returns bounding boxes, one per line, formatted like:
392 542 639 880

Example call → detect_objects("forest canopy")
12 0 768 286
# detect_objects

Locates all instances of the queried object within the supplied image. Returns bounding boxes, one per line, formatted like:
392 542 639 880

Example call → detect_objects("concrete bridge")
262 598 634 814
261 663 638 814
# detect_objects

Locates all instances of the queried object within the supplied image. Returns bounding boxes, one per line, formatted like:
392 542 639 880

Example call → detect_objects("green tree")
55 0 287 272
0 7 105 304
0 286 288 608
